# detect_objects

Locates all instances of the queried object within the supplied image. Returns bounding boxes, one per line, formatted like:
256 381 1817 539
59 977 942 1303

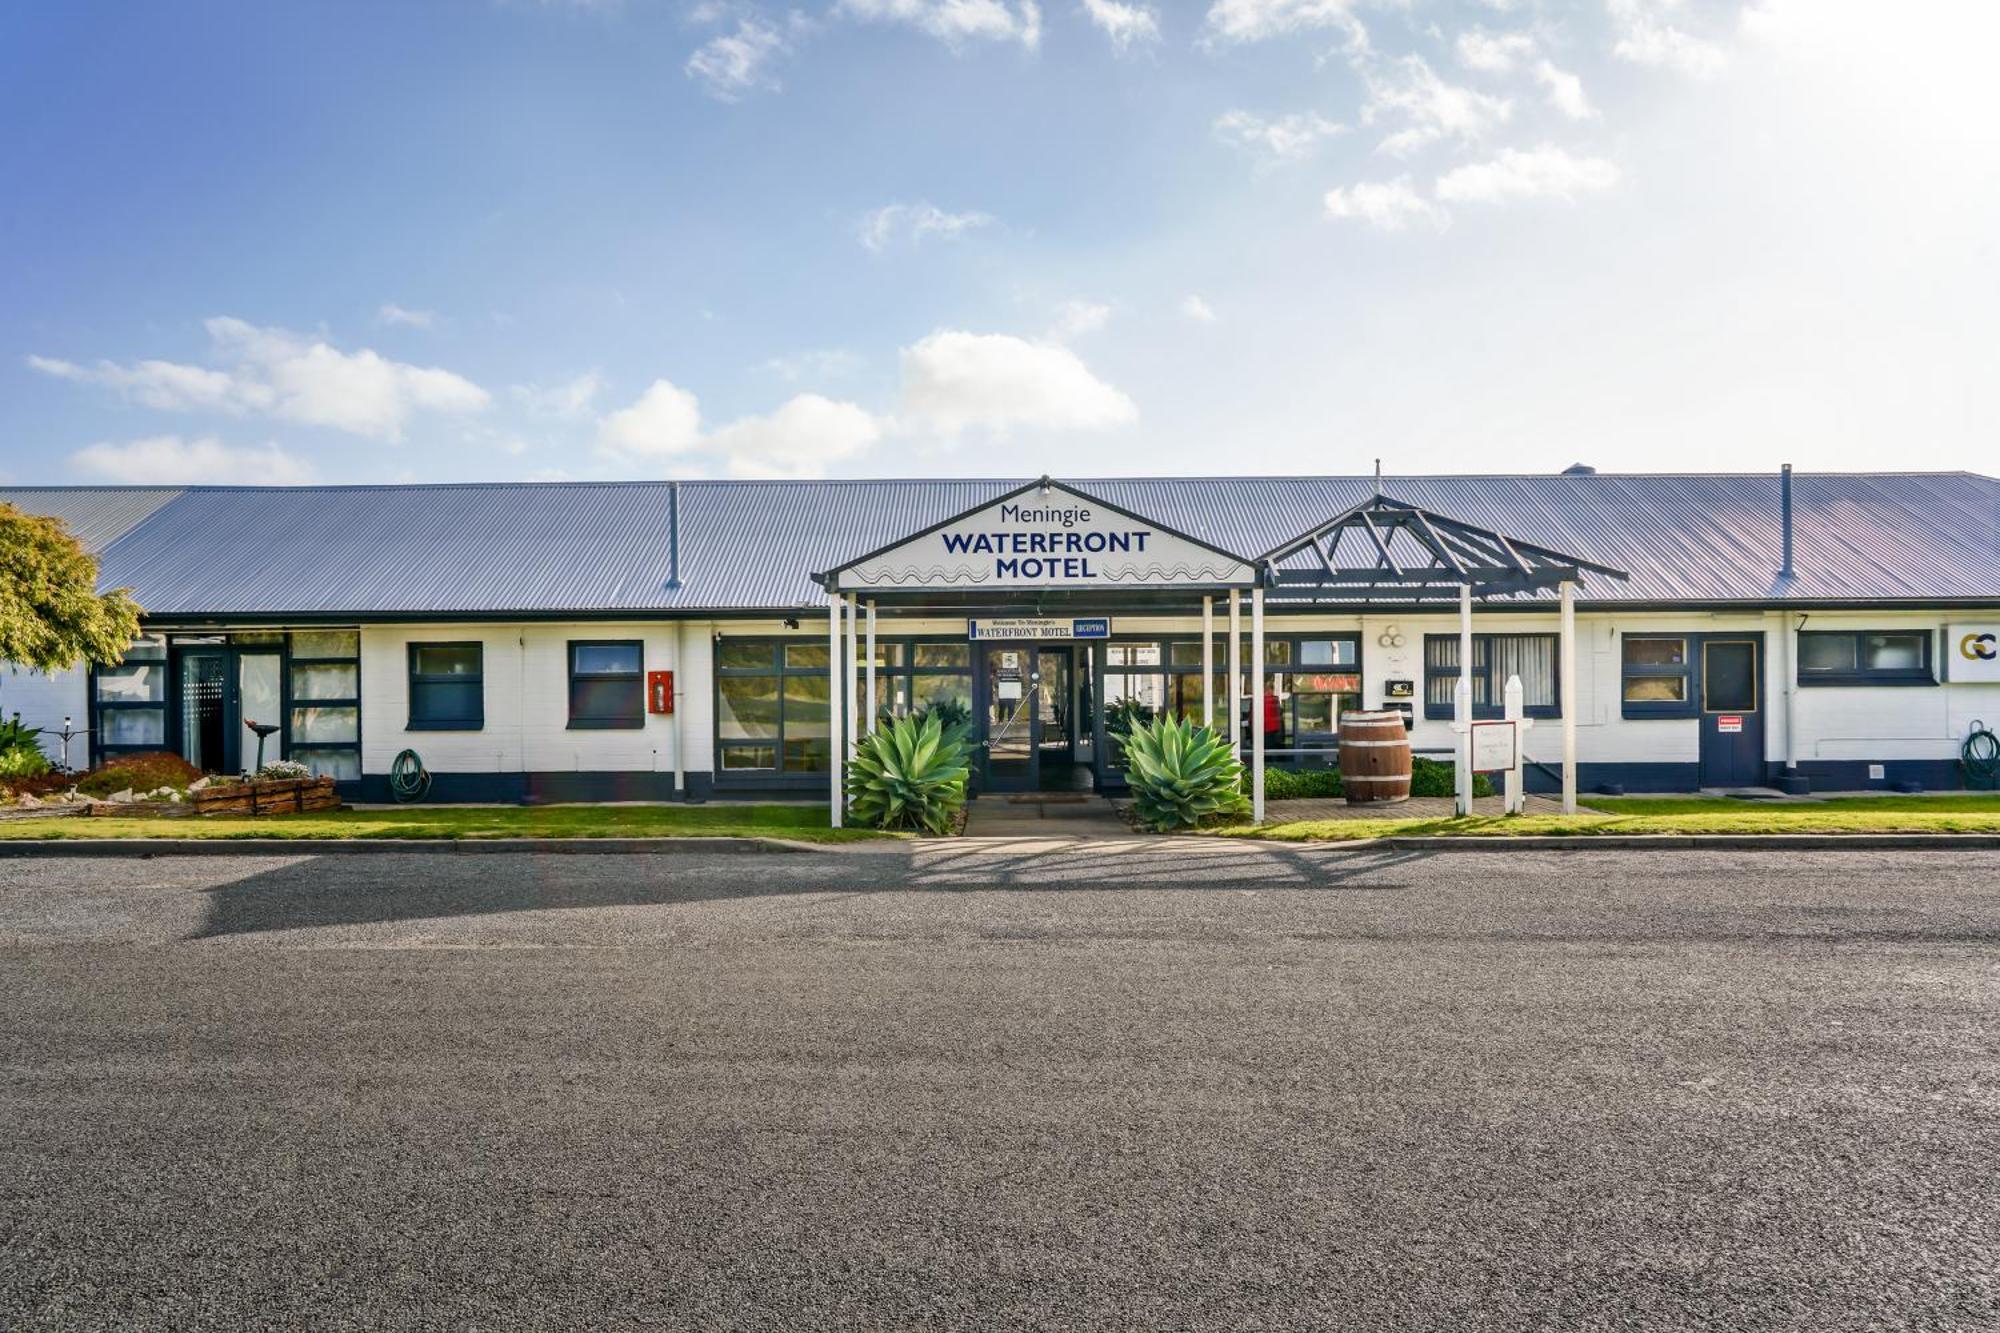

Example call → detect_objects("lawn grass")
0 803 893 843
1211 792 2000 841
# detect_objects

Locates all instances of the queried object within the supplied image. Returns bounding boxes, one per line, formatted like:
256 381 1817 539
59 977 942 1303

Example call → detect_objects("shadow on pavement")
190 840 1437 940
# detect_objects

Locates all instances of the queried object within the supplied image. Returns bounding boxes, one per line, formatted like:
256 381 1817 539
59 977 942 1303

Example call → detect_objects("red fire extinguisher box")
647 670 674 715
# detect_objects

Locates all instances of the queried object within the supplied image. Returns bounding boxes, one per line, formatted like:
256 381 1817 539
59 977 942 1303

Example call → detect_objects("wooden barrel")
1339 711 1412 805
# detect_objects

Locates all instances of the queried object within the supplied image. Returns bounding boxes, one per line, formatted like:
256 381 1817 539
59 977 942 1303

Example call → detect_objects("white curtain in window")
1492 635 1556 708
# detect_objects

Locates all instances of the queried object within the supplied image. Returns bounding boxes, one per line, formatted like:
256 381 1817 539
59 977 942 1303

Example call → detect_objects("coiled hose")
389 748 432 803
1964 721 2000 790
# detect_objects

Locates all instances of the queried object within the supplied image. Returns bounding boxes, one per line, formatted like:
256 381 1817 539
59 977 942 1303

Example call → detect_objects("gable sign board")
1948 625 2000 682
829 481 1259 593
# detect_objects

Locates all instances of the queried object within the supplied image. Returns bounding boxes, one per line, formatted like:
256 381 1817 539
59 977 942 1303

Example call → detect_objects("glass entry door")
237 652 283 774
982 645 1038 792
1035 648 1073 768
177 650 231 774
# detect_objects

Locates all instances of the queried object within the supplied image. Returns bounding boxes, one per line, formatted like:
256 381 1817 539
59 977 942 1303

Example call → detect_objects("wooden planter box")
192 775 342 817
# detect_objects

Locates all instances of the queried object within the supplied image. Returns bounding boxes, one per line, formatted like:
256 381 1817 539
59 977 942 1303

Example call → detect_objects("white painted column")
1560 579 1577 814
1503 674 1525 815
669 621 684 799
1251 586 1266 823
1780 609 1799 786
1456 582 1473 817
828 592 843 827
865 600 878 736
1227 591 1243 755
844 594 859 758
1201 595 1214 729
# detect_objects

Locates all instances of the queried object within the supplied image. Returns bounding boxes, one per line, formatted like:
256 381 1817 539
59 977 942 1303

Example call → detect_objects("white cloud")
1079 0 1158 51
1607 0 1727 78
1048 299 1111 341
857 201 995 251
898 330 1137 435
1455 29 1534 73
1180 295 1217 322
511 371 606 417
1202 0 1365 46
1433 144 1621 204
837 0 1041 49
29 318 489 440
1213 109 1345 162
595 379 703 463
1533 60 1594 119
706 393 883 478
686 16 790 100
1323 177 1448 231
69 435 318 486
377 303 435 329
1363 55 1512 156
594 380 882 477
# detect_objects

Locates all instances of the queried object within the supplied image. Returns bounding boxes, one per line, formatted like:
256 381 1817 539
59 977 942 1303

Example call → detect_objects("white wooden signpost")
1452 674 1536 815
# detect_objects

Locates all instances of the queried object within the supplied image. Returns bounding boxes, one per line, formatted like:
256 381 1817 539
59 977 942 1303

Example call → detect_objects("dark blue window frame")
408 642 484 731
1423 633 1561 721
568 640 645 730
1797 630 1936 687
1620 633 1696 719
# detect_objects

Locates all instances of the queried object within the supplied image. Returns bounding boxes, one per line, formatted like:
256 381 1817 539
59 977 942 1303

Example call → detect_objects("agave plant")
1121 713 1250 832
846 712 971 835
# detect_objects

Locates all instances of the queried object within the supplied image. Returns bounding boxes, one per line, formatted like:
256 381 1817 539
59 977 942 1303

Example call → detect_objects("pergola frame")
1254 494 1629 815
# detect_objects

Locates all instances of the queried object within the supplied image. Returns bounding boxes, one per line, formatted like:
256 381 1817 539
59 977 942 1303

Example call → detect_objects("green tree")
0 503 142 672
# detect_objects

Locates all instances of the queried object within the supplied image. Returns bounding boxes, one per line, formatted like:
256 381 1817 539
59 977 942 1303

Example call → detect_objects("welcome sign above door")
822 479 1260 593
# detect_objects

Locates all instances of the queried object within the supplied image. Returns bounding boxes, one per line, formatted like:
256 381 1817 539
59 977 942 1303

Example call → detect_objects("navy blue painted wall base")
348 771 719 805
1518 759 1970 795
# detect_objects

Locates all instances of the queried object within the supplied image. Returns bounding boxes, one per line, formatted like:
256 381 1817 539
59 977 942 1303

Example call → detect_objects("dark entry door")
1699 636 1765 787
176 649 232 774
1035 647 1073 770
982 644 1038 792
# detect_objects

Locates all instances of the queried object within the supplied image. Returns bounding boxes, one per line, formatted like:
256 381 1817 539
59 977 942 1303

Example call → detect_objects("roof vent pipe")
667 480 682 590
1779 464 1794 580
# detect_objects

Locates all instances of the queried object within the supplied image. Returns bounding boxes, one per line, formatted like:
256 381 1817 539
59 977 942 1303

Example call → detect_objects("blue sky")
2 0 1993 485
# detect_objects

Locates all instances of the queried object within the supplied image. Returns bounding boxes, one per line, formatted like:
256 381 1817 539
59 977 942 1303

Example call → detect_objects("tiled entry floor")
962 794 1133 837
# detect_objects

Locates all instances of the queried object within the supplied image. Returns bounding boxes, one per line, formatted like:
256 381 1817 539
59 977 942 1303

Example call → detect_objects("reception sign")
827 480 1259 593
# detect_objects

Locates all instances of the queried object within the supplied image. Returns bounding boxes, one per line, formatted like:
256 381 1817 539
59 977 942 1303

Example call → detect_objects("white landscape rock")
188 776 212 792
17 792 42 809
107 788 136 803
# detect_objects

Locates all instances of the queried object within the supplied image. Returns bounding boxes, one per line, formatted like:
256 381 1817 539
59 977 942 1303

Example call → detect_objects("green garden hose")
389 748 432 803
1964 721 2000 790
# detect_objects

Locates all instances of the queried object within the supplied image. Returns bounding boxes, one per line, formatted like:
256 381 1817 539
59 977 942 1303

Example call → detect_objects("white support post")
1503 674 1526 815
1560 580 1577 815
1201 595 1214 729
1227 591 1243 755
845 594 859 759
865 600 878 736
1457 582 1473 817
828 592 843 827
1251 587 1266 824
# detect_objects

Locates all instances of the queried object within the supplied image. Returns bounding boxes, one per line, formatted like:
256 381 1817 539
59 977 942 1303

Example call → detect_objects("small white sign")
968 617 1112 641
1948 624 2000 683
1716 715 1743 734
1470 720 1518 773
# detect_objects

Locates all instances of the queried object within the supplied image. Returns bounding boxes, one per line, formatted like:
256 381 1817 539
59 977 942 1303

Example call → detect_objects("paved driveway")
2 843 1996 1330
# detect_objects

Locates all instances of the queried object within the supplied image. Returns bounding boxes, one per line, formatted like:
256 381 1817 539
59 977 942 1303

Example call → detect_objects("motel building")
3 470 1999 818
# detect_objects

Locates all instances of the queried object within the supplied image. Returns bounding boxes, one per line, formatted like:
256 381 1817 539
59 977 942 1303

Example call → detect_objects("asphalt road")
2 842 1996 1331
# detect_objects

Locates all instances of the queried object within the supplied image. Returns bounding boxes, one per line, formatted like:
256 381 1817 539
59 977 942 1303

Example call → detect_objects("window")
1797 630 1935 686
715 636 973 778
1102 634 1362 767
569 640 644 729
92 635 168 759
291 629 361 779
1621 635 1693 717
1424 633 1560 720
408 642 483 730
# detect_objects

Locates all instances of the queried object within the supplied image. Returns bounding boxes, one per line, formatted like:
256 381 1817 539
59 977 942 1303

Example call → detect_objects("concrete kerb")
2 831 2000 856
0 836 829 857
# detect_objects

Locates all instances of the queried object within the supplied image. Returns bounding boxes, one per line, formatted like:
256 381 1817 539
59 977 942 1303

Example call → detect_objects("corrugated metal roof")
0 486 183 554
4 473 1995 616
